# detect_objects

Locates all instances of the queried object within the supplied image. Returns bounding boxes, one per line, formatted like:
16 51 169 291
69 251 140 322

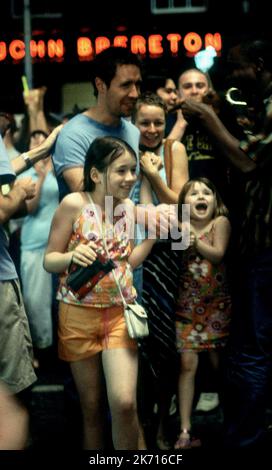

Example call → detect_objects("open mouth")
195 202 208 211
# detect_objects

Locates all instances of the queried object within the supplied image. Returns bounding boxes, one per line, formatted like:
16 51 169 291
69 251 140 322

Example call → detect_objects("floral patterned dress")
175 224 231 352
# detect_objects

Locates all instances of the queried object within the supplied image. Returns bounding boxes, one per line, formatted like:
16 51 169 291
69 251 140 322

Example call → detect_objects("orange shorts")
58 302 137 362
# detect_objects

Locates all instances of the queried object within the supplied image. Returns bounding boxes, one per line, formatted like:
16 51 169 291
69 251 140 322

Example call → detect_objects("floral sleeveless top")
57 203 137 307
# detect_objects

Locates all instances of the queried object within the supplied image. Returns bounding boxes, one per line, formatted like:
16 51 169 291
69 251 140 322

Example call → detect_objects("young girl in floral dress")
174 177 231 449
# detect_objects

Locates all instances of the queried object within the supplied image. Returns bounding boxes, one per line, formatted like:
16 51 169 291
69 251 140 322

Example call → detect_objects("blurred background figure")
156 77 178 112
169 67 231 209
3 86 51 279
19 130 59 369
143 75 178 136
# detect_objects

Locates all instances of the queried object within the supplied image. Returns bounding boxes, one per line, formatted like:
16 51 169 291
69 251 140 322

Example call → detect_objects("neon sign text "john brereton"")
0 32 222 61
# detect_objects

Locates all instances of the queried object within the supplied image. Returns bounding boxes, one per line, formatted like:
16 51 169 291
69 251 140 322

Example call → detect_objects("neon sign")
0 32 222 62
0 38 65 61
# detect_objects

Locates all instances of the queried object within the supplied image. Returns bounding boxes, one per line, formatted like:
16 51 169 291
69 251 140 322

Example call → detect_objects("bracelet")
21 152 32 169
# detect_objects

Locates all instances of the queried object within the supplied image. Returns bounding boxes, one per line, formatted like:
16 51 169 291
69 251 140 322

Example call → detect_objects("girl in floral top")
174 177 231 449
44 136 156 450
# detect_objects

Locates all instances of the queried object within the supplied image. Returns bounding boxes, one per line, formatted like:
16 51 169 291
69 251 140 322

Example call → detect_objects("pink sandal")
174 429 202 450
174 429 191 449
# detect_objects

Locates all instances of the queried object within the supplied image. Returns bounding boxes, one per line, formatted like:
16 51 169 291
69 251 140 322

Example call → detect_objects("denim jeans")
224 249 272 447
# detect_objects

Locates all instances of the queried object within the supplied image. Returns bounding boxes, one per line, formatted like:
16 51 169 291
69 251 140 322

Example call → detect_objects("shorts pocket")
10 279 22 306
58 302 70 328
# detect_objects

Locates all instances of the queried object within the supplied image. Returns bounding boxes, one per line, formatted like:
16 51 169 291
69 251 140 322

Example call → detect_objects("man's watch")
21 152 32 169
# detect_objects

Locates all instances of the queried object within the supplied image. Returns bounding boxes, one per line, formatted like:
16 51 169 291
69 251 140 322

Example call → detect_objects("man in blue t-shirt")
52 47 142 201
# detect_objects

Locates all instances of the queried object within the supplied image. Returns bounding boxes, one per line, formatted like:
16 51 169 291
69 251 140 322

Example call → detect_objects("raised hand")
23 86 47 114
14 177 36 200
140 152 163 175
144 203 178 240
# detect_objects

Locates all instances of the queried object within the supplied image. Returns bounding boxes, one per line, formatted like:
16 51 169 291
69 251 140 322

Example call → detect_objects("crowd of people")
0 38 272 453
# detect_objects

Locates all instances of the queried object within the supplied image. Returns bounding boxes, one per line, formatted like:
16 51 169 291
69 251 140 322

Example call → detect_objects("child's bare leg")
103 348 139 450
70 354 105 449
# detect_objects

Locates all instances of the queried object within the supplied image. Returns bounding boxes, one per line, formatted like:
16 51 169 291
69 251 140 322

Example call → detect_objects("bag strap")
163 139 175 189
86 193 128 309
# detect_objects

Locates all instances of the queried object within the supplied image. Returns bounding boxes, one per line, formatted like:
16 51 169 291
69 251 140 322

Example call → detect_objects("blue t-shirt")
52 113 140 201
19 168 59 251
0 135 17 280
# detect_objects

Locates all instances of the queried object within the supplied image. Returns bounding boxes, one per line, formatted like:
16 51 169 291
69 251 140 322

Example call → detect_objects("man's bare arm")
11 125 62 175
181 100 256 173
62 167 84 192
